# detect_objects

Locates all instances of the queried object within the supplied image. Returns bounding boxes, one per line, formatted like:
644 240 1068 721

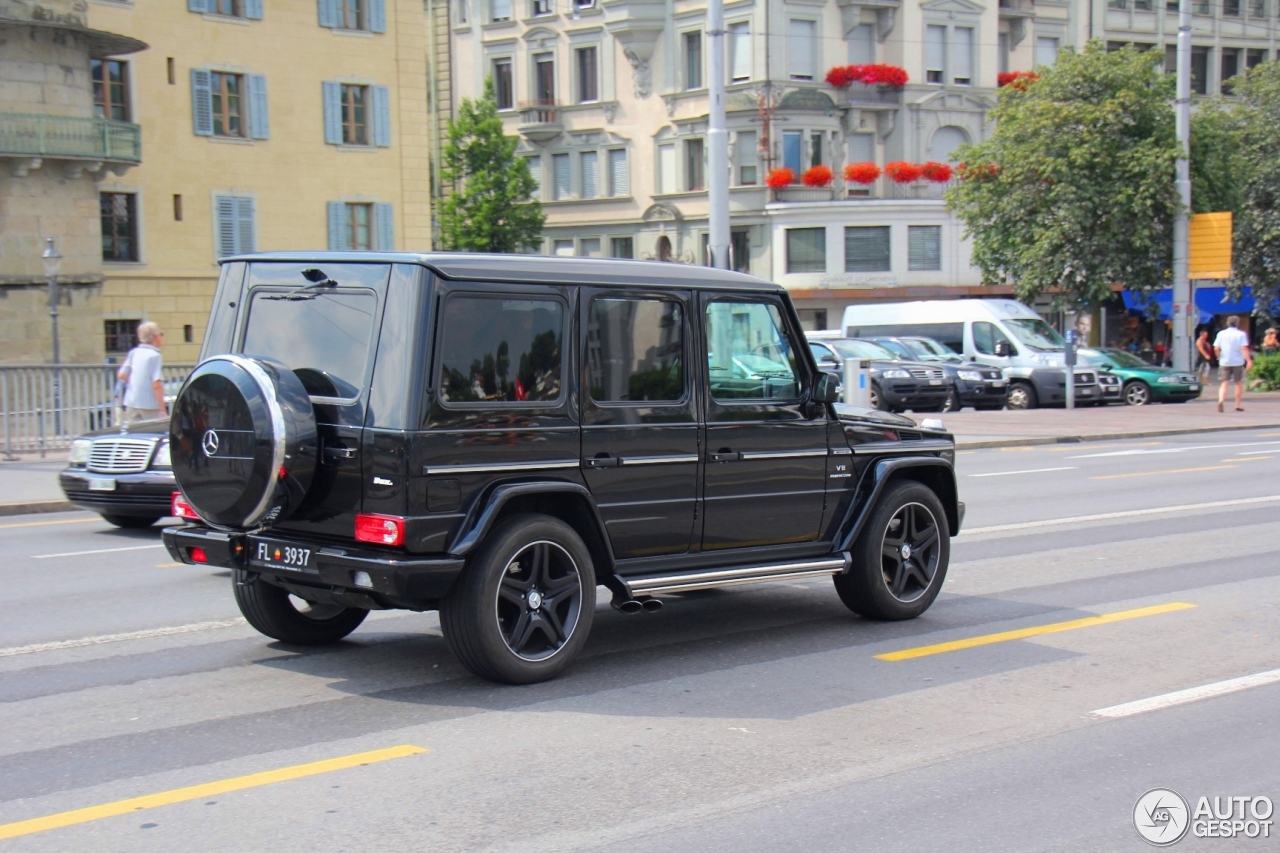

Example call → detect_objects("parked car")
1079 348 1202 405
162 252 964 685
60 419 176 527
806 336 953 413
864 336 1007 411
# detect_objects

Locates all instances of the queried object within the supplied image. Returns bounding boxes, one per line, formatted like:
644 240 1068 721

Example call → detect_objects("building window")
346 202 372 250
534 53 555 104
214 0 243 15
323 81 389 146
553 153 570 200
658 143 676 194
1221 48 1240 93
684 31 703 90
908 226 942 272
1191 46 1209 95
92 59 129 121
1248 0 1266 16
786 228 826 274
214 195 255 258
579 238 601 257
926 26 946 83
339 0 365 28
810 132 823 168
581 151 598 199
952 27 974 85
1246 48 1267 69
849 24 875 65
457 0 468 22
104 320 139 356
729 21 751 82
684 138 705 192
608 148 628 196
926 24 974 85
1035 36 1059 69
491 0 512 22
611 237 634 258
573 0 596 9
493 58 514 109
211 71 245 137
782 130 802 175
533 0 552 14
195 0 264 19
576 47 599 103
736 131 757 185
788 19 816 80
100 192 138 263
1224 0 1240 14
327 201 394 250
340 84 368 144
845 226 890 273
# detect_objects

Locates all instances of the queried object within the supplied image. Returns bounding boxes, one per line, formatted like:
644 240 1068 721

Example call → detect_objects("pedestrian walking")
119 322 168 423
1213 315 1252 413
1195 329 1215 383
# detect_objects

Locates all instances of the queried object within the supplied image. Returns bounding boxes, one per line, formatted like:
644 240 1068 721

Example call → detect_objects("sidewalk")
3 390 1278 515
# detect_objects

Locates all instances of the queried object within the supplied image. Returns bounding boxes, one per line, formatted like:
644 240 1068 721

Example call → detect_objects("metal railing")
1 364 194 458
0 113 143 164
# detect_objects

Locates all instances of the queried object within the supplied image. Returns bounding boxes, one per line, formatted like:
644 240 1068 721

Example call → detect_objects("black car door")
699 293 828 550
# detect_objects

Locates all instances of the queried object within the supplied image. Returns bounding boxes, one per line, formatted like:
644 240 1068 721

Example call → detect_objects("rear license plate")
248 538 315 571
88 478 116 492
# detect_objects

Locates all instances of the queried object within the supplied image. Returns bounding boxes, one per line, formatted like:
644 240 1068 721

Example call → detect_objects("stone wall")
0 281 104 364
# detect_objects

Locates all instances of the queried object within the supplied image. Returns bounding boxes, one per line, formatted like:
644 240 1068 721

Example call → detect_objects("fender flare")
446 481 615 570
836 457 960 552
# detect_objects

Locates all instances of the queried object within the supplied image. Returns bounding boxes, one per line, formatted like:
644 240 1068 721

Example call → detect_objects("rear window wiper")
262 268 340 301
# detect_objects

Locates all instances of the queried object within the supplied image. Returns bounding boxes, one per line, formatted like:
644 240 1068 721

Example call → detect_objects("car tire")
233 572 368 644
870 383 890 411
1006 381 1038 410
1123 380 1152 406
834 480 950 621
440 513 595 684
102 513 162 529
941 389 959 413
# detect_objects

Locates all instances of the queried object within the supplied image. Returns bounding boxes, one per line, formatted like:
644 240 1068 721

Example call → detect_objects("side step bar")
622 555 850 597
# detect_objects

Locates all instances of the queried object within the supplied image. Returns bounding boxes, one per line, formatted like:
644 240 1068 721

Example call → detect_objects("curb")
955 421 1280 450
0 500 76 518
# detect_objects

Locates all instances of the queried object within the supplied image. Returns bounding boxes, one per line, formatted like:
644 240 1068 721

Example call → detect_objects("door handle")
583 454 622 468
323 445 358 461
707 450 741 462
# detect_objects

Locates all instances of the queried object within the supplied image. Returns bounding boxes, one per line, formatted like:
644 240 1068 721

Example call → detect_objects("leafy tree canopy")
946 42 1181 309
438 79 546 253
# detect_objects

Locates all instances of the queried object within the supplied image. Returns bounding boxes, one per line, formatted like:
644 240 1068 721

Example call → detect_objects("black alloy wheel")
1123 380 1152 406
440 514 595 684
869 382 889 411
835 480 950 620
233 572 368 644
1006 381 1038 410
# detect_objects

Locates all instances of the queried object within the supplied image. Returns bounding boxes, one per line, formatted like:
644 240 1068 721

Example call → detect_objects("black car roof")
223 252 784 293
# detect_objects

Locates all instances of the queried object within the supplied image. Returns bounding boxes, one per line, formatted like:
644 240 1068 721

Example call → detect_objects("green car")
1079 348 1202 406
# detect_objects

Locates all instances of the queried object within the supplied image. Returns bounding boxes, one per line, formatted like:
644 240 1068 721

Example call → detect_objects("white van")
841 298 1066 369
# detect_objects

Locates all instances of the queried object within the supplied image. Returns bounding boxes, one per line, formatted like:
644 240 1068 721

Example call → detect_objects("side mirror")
814 372 840 403
994 340 1013 357
818 354 839 366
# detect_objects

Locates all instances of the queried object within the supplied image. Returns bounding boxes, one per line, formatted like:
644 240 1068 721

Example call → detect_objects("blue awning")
1122 286 1255 324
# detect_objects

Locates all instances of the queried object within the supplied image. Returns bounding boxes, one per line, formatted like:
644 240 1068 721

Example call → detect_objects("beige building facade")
77 0 435 364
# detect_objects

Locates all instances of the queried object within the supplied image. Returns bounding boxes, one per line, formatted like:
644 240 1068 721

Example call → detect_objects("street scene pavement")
1 403 1277 850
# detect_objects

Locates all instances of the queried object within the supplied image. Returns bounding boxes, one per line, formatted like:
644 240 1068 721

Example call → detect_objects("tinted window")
242 289 377 399
588 298 684 403
705 300 799 401
439 296 564 404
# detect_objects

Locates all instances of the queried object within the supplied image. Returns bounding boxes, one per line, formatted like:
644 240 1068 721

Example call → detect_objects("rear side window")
705 300 800 401
438 296 564 404
241 289 377 399
587 298 684 403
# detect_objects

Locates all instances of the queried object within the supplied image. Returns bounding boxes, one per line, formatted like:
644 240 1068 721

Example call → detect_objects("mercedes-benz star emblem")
202 429 220 457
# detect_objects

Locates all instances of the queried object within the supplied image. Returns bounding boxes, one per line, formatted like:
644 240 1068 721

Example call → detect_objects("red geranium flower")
921 161 953 183
826 63 908 88
802 165 834 187
997 70 1039 90
884 161 924 184
766 167 796 189
843 162 882 184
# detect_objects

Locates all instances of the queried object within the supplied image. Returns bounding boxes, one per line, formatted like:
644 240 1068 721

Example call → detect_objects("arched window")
927 126 969 163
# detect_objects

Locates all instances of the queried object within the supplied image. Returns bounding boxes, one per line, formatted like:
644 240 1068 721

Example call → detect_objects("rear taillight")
171 491 200 520
355 513 405 546
189 547 208 564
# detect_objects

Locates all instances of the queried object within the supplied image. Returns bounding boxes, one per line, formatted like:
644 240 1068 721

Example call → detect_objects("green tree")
1189 101 1242 215
439 79 545 252
1223 61 1280 315
946 43 1182 309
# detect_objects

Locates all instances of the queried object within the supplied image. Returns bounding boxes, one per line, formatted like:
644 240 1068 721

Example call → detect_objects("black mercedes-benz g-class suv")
163 253 963 684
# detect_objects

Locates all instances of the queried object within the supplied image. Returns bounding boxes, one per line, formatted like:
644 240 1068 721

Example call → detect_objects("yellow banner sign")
1189 212 1232 280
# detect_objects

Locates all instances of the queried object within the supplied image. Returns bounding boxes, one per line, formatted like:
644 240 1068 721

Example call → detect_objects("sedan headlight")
1157 375 1185 384
881 368 910 379
68 438 92 465
152 440 172 468
957 370 983 381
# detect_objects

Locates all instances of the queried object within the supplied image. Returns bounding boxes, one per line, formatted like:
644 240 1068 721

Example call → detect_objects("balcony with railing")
516 100 563 142
0 113 142 166
772 177 958 203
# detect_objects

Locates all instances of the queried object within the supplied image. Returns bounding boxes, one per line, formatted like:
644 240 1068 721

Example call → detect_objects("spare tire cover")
170 355 318 530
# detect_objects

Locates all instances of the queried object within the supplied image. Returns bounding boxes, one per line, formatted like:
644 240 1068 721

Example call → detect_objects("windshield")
1005 318 1066 352
904 338 958 360
868 339 913 360
831 340 898 361
1098 349 1151 368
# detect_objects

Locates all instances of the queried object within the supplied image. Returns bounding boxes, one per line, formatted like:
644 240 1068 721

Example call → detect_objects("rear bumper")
162 525 466 602
59 468 175 517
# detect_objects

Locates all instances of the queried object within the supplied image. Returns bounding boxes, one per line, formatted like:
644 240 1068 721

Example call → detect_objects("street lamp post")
42 237 63 435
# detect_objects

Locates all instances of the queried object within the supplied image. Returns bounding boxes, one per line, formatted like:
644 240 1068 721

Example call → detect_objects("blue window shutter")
373 85 391 147
188 0 212 12
245 0 263 18
318 0 339 26
322 81 342 144
375 203 394 251
216 197 237 257
249 74 269 139
236 197 256 253
191 68 213 136
370 0 386 32
327 202 346 250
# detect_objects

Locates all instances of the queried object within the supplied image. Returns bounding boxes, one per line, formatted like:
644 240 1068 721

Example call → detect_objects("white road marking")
1092 668 1280 718
0 618 247 658
1234 449 1279 456
1069 440 1280 459
968 467 1077 478
31 544 164 559
959 495 1280 536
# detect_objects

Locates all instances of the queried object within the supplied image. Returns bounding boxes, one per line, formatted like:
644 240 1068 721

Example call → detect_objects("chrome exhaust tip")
612 598 644 615
640 597 663 613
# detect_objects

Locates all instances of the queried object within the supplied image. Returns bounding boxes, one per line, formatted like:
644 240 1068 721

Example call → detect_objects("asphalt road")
1 429 1278 851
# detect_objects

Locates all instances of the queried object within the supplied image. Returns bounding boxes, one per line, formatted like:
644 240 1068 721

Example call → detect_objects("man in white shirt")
120 322 168 422
1213 315 1252 413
